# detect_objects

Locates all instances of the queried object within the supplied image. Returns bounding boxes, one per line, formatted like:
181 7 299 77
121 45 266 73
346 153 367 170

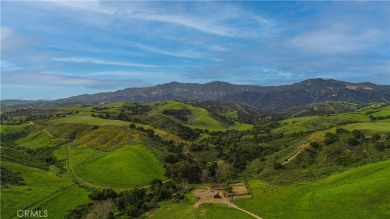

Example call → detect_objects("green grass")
46 123 141 150
135 123 186 143
274 113 369 134
195 205 251 219
17 130 54 148
372 107 390 117
153 101 227 131
305 121 390 143
151 101 252 132
236 159 390 219
49 115 130 126
71 145 166 189
341 122 390 132
0 124 29 134
38 185 91 218
148 194 197 219
0 161 74 219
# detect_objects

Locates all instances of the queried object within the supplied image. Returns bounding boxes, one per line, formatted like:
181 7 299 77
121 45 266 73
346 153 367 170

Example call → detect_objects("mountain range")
2 78 390 110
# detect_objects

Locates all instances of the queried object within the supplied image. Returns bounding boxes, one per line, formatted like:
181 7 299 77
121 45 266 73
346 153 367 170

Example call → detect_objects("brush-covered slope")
222 78 390 110
53 81 264 105
53 79 390 109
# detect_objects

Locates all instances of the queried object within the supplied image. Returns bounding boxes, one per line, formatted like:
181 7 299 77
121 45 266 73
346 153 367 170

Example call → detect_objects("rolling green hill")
0 161 90 219
236 159 390 219
70 145 167 189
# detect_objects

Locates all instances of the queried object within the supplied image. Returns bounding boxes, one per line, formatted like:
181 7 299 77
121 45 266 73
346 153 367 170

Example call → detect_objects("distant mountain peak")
206 81 233 85
3 78 389 109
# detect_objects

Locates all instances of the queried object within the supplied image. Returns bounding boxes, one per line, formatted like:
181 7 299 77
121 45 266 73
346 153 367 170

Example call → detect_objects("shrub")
374 142 386 152
273 162 284 170
310 141 321 149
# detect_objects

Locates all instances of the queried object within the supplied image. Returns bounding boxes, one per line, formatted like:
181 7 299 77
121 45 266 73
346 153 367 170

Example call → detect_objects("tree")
201 169 210 182
216 160 233 181
372 133 381 141
347 137 359 146
352 130 363 139
310 141 321 149
324 132 338 145
273 162 284 170
167 161 201 183
374 142 386 151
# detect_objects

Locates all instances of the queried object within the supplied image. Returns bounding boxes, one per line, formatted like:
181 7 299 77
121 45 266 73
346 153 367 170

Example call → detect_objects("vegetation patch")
71 145 167 189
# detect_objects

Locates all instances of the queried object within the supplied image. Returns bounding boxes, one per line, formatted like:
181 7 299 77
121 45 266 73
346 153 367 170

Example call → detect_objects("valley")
1 80 390 219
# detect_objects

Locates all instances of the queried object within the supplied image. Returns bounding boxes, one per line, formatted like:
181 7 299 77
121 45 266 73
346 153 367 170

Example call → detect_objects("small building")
211 183 225 190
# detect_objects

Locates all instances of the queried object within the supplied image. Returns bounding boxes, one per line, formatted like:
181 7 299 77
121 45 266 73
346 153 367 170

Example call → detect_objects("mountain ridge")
2 78 390 109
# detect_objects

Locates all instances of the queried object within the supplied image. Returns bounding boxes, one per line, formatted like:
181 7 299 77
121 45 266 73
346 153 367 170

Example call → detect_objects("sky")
1 0 390 100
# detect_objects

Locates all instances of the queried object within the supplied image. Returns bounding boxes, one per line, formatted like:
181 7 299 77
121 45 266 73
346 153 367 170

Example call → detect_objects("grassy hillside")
49 115 130 126
236 159 390 219
0 124 30 134
71 145 167 189
274 103 389 135
274 113 369 135
46 123 143 150
0 161 90 219
151 101 226 131
16 130 57 149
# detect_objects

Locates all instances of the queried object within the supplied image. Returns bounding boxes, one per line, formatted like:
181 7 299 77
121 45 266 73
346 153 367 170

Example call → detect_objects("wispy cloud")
288 29 382 54
1 27 39 55
2 70 149 89
52 57 158 68
45 1 276 38
88 70 175 79
0 60 22 71
128 42 204 59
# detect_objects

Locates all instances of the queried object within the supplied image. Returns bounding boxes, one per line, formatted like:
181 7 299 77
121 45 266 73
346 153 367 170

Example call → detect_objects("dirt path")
282 147 303 164
10 183 75 219
66 144 106 189
230 203 263 219
283 140 312 165
39 126 106 189
41 124 172 190
42 128 55 138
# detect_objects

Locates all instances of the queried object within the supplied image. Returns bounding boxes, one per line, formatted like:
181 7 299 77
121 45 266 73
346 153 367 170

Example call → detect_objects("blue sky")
1 0 389 100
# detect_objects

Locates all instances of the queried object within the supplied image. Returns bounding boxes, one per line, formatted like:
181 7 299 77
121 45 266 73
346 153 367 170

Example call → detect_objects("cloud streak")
2 70 149 89
128 42 204 59
46 0 275 38
52 57 158 68
288 29 382 54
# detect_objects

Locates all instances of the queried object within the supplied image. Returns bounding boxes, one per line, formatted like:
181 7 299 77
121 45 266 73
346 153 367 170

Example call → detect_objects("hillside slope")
236 159 390 219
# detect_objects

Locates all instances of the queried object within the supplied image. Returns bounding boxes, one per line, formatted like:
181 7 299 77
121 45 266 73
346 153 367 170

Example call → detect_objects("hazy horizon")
1 1 389 100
